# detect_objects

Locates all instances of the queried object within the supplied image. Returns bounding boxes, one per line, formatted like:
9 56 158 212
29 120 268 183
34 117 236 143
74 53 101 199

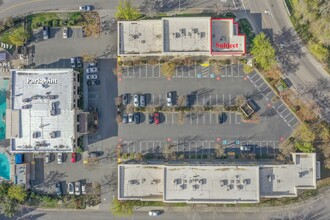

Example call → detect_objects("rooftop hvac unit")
196 32 201 39
171 32 176 39
141 40 146 44
188 32 192 37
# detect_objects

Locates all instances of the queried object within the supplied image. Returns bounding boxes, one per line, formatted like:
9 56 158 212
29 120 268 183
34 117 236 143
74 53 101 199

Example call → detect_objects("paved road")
3 186 330 220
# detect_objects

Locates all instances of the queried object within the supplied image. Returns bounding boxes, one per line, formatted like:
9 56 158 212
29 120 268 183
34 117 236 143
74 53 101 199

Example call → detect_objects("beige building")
6 69 86 153
118 17 245 57
118 153 317 204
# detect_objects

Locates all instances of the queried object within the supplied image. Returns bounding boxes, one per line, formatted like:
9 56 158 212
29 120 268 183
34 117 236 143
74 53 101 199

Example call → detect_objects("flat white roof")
118 154 316 203
118 20 163 55
163 17 211 54
164 166 259 203
10 69 75 152
118 165 164 200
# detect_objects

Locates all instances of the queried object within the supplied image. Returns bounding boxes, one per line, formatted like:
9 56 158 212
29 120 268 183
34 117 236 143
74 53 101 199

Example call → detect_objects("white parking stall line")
165 113 168 124
172 113 175 124
229 94 232 105
209 113 212 124
175 68 178 78
158 64 161 78
159 94 162 106
216 94 219 105
203 95 205 105
291 121 299 129
253 76 262 84
283 112 292 121
229 112 232 124
265 90 272 97
275 103 284 110
196 114 199 124
139 66 142 78
286 116 296 124
279 108 288 115
209 94 212 105
235 113 241 124
203 114 205 124
223 94 225 106
230 65 233 77
190 113 192 125
225 66 228 77
249 73 258 80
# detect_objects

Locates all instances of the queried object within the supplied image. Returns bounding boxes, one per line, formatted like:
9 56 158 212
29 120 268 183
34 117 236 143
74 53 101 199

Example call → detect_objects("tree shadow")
273 26 305 74
302 78 330 122
32 170 68 192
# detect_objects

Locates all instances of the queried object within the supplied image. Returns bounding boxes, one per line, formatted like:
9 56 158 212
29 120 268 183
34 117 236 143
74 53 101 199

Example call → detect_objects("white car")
79 5 94 11
86 74 98 80
75 181 81 196
149 210 161 216
240 145 252 151
81 184 86 194
86 67 99 74
45 153 50 163
68 182 74 195
167 92 173 107
57 153 62 164
128 113 134 124
63 27 68 38
133 94 139 107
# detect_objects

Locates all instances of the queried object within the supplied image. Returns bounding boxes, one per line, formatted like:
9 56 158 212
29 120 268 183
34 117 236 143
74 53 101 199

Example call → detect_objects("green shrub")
52 20 59 27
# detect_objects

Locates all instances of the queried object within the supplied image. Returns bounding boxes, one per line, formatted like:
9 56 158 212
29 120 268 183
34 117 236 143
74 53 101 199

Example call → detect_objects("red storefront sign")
215 42 239 49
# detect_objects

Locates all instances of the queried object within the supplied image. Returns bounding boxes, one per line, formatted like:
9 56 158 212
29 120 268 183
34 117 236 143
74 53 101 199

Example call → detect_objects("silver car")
140 94 146 107
86 74 98 80
75 181 81 196
86 67 99 74
128 113 134 123
167 92 173 107
133 94 139 107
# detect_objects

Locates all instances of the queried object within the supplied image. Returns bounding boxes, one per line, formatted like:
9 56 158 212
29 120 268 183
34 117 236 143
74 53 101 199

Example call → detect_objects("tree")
115 0 141 21
251 32 276 71
161 62 176 78
294 124 316 143
162 143 176 160
111 198 134 216
308 41 329 62
242 63 253 74
135 152 143 161
295 142 314 153
9 26 29 46
214 143 225 158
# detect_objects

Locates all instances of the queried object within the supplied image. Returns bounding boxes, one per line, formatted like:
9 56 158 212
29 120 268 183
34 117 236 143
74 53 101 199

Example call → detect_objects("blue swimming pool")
0 79 8 141
0 153 10 180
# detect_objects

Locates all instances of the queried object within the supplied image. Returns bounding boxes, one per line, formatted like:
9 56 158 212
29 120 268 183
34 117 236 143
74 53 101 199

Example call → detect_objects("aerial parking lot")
118 63 300 158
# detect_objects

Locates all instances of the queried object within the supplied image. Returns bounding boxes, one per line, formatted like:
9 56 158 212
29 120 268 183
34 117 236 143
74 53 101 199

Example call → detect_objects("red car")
71 153 76 163
154 112 160 124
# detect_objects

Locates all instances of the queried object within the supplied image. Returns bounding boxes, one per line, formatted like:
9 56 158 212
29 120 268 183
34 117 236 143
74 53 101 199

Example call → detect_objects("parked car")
70 57 76 68
81 184 86 195
128 113 134 123
87 79 100 86
57 153 62 164
79 5 94 11
133 94 140 107
86 67 99 73
55 182 62 197
63 27 68 38
45 153 50 163
88 62 97 67
153 112 160 124
148 114 154 124
42 26 49 40
134 112 140 124
68 182 74 195
149 210 161 216
86 74 98 80
123 113 128 124
186 93 192 107
167 92 173 107
140 94 146 107
76 57 83 68
89 151 101 158
75 182 81 196
240 145 252 151
71 153 76 163
122 94 129 105
219 112 226 124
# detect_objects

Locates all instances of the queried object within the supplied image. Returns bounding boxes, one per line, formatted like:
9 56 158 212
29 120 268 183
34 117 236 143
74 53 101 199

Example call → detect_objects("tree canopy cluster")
251 33 276 71
292 0 330 62
115 0 141 20
0 182 27 217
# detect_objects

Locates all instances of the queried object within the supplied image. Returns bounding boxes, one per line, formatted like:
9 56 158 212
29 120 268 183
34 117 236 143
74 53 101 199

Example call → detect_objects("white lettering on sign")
27 78 58 84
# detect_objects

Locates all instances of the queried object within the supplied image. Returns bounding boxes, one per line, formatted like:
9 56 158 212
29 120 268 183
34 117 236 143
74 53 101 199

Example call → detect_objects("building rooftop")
211 19 245 55
10 69 75 152
164 166 259 203
118 20 163 55
14 163 30 189
118 164 164 200
163 17 211 55
118 153 316 204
